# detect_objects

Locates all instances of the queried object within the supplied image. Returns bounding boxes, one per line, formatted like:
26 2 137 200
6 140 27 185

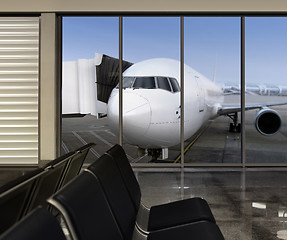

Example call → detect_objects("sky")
63 17 287 85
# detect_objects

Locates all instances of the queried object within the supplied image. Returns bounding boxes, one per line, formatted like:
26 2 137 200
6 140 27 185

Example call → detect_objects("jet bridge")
62 53 133 118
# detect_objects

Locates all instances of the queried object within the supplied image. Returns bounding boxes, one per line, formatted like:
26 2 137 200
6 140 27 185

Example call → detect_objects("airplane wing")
217 101 287 116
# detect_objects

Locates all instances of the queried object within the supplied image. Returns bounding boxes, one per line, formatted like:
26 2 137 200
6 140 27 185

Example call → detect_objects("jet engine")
255 108 282 136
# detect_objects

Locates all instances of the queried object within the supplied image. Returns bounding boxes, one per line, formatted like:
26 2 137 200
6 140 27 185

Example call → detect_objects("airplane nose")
108 91 151 141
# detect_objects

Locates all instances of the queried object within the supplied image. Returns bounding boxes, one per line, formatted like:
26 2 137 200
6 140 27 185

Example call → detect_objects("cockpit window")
169 78 180 92
157 77 172 92
116 77 134 88
123 77 134 88
116 76 180 93
133 77 155 89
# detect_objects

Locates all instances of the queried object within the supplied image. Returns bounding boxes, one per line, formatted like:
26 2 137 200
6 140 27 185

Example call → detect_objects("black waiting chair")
0 143 95 233
48 171 124 240
25 143 95 215
48 169 224 240
0 207 66 240
0 168 44 234
23 151 77 215
105 144 216 232
86 154 137 240
60 143 95 187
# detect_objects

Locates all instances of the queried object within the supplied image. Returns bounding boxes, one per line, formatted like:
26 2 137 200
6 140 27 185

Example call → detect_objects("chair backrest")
24 160 71 215
0 168 44 234
43 150 76 169
60 143 95 187
86 153 137 240
106 144 142 210
48 171 124 240
0 207 66 240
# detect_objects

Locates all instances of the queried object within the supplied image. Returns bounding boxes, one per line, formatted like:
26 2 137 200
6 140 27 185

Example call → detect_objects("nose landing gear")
227 112 241 133
148 149 161 162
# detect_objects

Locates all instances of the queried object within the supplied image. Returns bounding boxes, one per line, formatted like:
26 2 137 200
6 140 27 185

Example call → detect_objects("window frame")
59 13 287 169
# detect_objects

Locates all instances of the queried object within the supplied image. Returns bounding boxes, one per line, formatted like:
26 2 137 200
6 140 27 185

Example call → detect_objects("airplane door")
195 76 205 112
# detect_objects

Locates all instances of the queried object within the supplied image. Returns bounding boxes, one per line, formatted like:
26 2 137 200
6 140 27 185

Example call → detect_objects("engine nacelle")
255 108 282 136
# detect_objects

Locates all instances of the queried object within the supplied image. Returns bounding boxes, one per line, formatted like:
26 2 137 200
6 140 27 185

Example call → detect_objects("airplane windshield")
157 77 172 91
116 76 180 93
123 77 134 88
133 77 155 89
169 78 180 92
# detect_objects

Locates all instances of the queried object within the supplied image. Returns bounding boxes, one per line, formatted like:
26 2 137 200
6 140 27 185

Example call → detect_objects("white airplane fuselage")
107 58 223 149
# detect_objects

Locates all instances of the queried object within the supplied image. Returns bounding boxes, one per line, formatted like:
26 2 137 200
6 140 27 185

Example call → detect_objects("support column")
39 13 60 165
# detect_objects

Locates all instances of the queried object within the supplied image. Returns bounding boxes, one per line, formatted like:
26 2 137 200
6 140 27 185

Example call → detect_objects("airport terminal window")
184 17 241 165
61 15 287 167
122 17 180 163
133 77 156 89
245 17 287 164
61 17 119 163
157 77 172 91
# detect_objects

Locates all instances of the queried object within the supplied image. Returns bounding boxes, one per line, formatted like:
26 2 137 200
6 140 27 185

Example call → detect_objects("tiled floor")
1 167 287 239
135 168 287 240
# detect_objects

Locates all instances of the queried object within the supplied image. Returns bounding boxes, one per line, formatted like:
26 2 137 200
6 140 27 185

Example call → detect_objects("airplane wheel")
236 123 241 133
148 149 161 162
229 123 235 132
229 123 241 133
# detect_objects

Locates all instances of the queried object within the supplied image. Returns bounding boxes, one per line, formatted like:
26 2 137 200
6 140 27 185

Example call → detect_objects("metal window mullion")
241 16 246 167
119 16 123 146
180 17 185 168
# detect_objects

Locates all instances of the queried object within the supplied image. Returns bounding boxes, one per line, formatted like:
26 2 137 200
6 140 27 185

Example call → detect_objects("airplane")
107 58 287 160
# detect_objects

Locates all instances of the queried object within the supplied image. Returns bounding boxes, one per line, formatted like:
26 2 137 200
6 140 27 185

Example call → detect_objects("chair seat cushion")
147 221 224 240
148 198 216 231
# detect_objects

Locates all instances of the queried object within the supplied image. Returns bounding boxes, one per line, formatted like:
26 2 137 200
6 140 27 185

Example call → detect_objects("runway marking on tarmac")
105 130 116 137
61 140 70 154
88 131 135 161
72 131 101 158
89 131 114 147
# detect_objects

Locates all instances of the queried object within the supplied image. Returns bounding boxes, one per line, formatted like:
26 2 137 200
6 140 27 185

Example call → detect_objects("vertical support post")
241 16 246 167
119 16 123 146
180 16 185 168
40 13 60 164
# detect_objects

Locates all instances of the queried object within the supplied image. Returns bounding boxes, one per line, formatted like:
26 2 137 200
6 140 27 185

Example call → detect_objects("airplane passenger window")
169 78 180 92
133 77 155 89
157 77 172 92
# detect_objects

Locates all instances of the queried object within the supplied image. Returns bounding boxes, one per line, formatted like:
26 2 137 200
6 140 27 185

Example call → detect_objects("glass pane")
122 17 180 164
169 77 180 92
61 17 119 164
133 77 156 89
157 77 172 92
184 17 241 164
123 77 134 88
246 17 287 164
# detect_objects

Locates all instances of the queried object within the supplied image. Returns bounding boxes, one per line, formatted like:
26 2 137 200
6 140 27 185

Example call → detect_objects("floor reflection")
135 169 287 240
